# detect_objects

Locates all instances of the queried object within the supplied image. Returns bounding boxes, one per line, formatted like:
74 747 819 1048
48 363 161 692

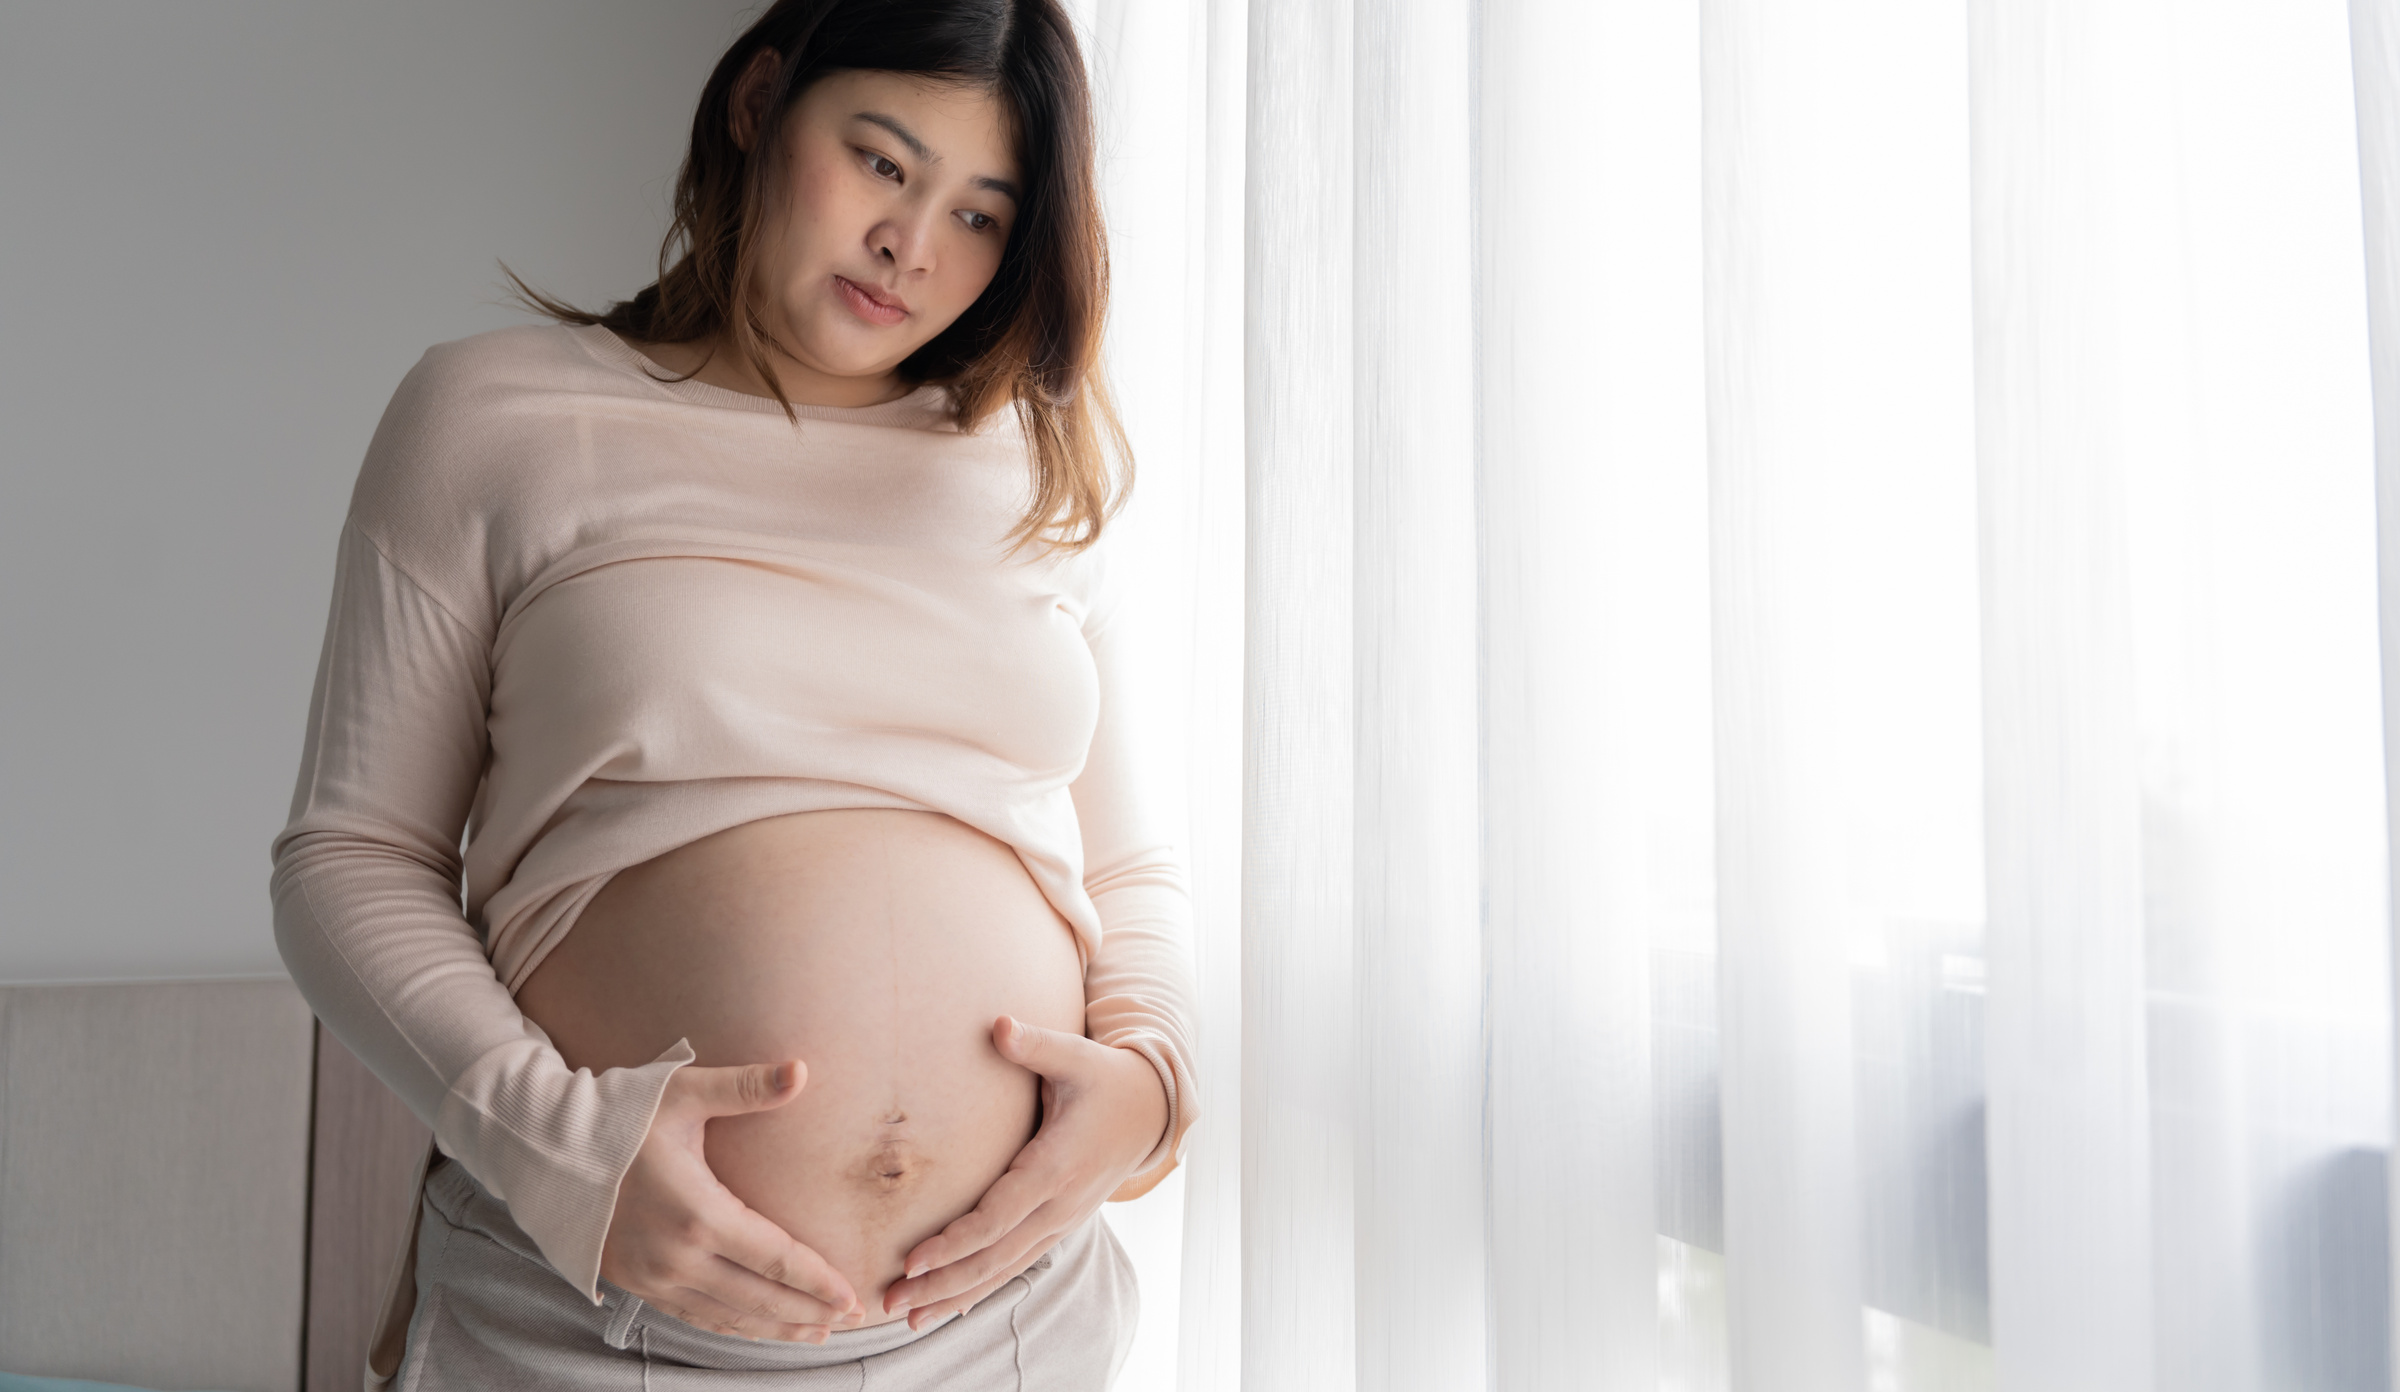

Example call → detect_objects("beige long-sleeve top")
268 323 1198 1310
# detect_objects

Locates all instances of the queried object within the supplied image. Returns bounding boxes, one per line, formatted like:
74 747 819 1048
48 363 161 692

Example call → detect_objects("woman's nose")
870 206 938 273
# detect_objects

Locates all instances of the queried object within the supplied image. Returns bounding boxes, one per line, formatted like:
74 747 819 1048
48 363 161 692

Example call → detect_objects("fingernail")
907 1262 928 1280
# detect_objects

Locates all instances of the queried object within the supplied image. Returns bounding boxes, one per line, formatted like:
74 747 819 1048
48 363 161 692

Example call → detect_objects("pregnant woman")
267 3 1197 1387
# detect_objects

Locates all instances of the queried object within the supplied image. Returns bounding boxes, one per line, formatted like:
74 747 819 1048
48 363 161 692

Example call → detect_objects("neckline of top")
572 324 955 428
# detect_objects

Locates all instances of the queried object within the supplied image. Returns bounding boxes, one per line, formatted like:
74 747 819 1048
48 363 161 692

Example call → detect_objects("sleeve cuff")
436 1036 697 1303
1105 1032 1189 1201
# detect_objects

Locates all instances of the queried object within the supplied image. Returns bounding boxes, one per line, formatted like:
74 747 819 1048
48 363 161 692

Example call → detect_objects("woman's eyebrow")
854 110 1019 204
855 111 935 162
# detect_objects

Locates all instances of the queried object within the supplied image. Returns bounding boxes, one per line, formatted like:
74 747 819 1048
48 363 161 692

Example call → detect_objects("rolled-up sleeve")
270 519 688 1305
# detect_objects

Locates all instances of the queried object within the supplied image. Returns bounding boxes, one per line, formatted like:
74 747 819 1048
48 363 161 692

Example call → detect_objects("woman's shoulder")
390 322 621 419
384 319 656 459
1046 521 1134 639
342 323 613 624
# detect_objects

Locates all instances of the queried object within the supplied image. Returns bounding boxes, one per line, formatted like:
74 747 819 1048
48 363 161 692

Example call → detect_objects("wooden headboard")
0 980 428 1392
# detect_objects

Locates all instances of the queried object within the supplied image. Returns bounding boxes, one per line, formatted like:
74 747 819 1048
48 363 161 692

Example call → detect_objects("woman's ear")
729 48 783 153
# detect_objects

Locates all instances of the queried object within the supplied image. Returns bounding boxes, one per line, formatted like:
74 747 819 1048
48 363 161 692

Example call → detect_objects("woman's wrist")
1099 1038 1172 1175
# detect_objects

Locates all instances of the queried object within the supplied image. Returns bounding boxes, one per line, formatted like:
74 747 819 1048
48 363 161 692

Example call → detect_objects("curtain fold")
1172 0 1249 1388
1238 1 1358 1387
1967 1 2160 1385
1352 2 1488 1390
1479 1 1704 1388
1699 2 1871 1381
2358 0 2400 1374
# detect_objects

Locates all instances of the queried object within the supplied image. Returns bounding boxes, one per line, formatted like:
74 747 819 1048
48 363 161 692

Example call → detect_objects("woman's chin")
778 348 919 401
781 305 922 377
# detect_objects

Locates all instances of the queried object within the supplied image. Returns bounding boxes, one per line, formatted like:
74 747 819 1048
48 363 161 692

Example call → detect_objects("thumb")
992 1015 1077 1077
679 1059 806 1118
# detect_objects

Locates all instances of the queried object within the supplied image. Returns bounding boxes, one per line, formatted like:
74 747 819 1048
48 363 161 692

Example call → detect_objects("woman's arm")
271 359 859 1334
1063 565 1202 1193
270 520 693 1301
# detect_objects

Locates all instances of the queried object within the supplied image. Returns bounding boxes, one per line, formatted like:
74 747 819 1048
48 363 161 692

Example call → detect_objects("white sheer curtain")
2363 0 2400 1374
1077 2 2398 1389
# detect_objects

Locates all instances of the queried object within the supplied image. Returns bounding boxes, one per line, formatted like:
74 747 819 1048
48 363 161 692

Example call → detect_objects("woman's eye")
867 153 901 179
964 211 997 233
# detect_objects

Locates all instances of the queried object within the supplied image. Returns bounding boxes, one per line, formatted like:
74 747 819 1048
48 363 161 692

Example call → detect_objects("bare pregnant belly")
514 809 1087 1327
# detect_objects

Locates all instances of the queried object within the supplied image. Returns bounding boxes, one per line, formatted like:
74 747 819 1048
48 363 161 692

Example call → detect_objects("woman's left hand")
881 1014 1168 1329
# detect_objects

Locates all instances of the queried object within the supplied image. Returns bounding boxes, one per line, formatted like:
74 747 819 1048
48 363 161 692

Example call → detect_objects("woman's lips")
834 274 909 327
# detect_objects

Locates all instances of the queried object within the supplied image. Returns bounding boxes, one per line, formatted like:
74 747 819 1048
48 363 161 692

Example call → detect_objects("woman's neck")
625 332 915 410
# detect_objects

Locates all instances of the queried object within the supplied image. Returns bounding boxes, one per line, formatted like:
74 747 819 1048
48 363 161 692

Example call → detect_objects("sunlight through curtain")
1076 1 2397 1389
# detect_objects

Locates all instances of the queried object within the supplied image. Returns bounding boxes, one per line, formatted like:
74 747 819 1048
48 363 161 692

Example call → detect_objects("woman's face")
739 64 1021 396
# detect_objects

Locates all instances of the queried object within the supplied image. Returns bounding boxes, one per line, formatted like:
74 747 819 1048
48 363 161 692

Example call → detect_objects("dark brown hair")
512 0 1127 553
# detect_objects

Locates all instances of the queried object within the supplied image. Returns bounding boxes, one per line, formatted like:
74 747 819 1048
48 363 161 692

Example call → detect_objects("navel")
850 1136 928 1196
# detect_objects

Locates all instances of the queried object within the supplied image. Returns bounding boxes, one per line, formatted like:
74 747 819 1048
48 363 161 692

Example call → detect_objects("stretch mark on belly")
877 831 907 1134
850 836 928 1203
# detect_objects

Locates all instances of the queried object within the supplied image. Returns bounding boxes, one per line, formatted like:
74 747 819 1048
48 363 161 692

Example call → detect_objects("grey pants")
391 1156 1139 1391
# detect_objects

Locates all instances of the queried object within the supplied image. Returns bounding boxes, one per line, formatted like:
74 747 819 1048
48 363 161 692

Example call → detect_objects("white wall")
0 2 761 981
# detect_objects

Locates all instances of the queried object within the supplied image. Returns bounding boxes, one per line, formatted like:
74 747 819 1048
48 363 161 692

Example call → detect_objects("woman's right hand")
598 1058 865 1343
